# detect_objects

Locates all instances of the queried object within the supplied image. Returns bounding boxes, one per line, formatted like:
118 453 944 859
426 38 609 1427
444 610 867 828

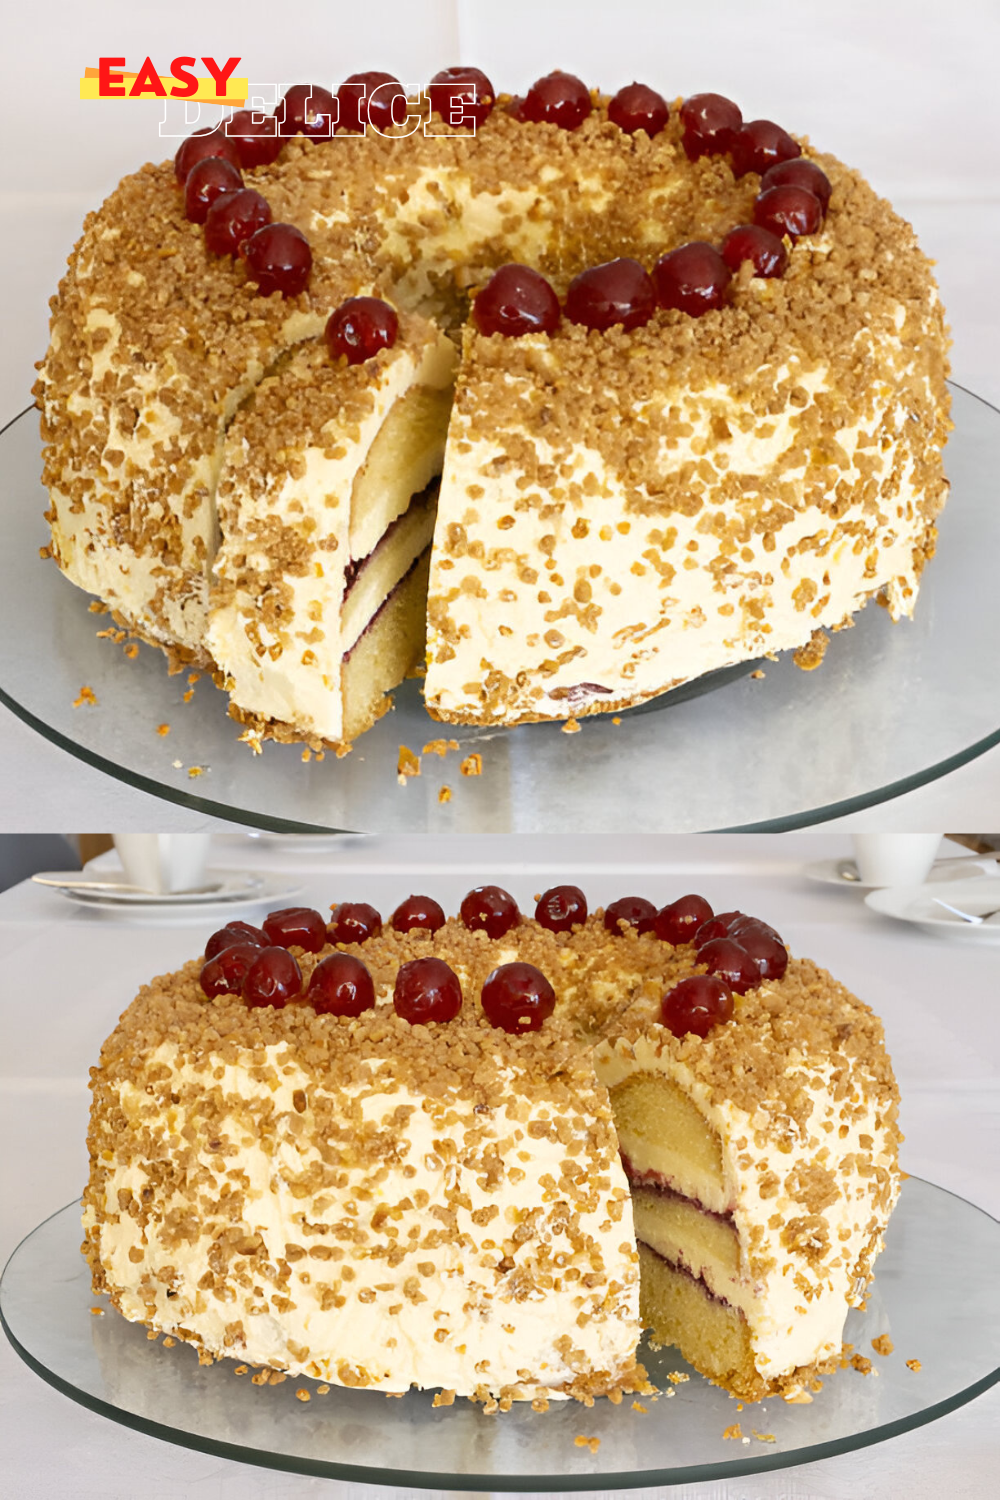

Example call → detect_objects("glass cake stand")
2 385 998 834
2 1178 998 1490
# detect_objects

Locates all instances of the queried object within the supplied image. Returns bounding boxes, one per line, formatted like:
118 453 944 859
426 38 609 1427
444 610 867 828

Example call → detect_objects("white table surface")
1 0 998 832
2 830 998 1498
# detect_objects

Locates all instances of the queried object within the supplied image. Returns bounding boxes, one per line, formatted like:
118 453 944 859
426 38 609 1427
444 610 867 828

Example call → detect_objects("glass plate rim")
4 381 999 836
3 1177 998 1492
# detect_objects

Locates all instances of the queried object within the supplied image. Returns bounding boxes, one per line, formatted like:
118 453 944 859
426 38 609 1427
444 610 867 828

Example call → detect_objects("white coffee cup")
113 834 212 894
852 833 943 889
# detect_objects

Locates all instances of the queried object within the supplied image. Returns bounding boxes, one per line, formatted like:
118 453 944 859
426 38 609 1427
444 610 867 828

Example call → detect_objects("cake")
38 70 950 746
82 884 901 1405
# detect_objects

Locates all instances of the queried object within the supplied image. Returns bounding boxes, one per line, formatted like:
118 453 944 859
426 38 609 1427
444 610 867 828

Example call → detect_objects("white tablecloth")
2 831 997 1498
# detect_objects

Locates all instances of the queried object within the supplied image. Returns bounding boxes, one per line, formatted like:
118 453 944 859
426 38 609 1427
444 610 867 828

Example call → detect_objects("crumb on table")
397 745 421 782
723 1423 743 1440
574 1436 600 1453
73 685 97 707
906 1358 922 1372
423 738 459 757
438 786 452 803
871 1335 894 1356
460 753 482 777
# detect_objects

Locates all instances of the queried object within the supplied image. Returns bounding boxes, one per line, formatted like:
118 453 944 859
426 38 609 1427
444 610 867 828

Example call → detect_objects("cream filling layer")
84 1040 640 1399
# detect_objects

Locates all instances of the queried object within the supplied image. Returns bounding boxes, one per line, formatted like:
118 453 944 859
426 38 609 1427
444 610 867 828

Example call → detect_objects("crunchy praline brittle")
83 910 900 1404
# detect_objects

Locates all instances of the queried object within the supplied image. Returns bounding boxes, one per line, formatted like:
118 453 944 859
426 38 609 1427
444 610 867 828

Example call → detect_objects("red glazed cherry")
731 119 801 178
205 921 267 960
727 913 780 942
721 224 788 279
736 925 788 981
227 109 284 169
174 125 241 184
243 223 312 297
325 297 399 365
535 885 587 933
679 93 742 161
608 82 669 138
428 67 495 129
698 937 760 995
308 953 376 1016
564 258 656 333
328 901 382 945
754 184 823 240
481 962 556 1034
262 906 327 953
654 243 731 317
200 942 263 998
517 71 591 131
278 84 336 140
652 894 714 946
184 157 243 225
393 956 462 1023
761 157 832 213
460 885 520 939
337 72 407 133
604 896 658 934
661 974 734 1039
243 946 302 1008
693 915 732 948
391 894 446 934
474 264 560 338
204 188 271 257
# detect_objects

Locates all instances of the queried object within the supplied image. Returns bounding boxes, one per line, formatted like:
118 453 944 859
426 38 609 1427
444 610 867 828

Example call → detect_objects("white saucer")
804 857 995 891
55 870 302 911
865 875 1000 942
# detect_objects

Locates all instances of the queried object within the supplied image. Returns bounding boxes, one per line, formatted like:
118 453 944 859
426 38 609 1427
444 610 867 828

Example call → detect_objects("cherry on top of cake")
196 884 790 1044
167 69 831 336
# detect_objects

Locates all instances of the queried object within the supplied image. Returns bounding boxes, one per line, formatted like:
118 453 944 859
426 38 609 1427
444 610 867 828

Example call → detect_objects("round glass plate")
2 385 998 834
2 1179 998 1490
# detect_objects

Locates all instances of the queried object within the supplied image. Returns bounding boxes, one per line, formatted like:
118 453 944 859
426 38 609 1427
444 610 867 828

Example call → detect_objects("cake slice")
208 318 456 744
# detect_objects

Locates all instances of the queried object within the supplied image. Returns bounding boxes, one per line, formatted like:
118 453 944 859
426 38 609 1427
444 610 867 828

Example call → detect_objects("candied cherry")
698 936 760 995
262 906 327 953
761 157 831 213
727 913 780 942
473 264 560 338
428 66 495 129
393 956 462 1023
481 962 555 1034
654 243 731 317
754 184 823 240
736 924 788 980
391 894 446 934
652 893 714 946
200 942 262 998
720 224 788 279
460 885 520 939
679 93 742 161
661 974 733 1039
328 901 382 945
243 946 302 1008
227 109 284 169
204 188 271 257
337 72 407 133
243 223 312 297
183 157 243 225
608 82 669 138
174 125 241 184
308 953 376 1016
278 84 336 140
564 258 656 333
731 119 800 178
204 920 266 960
535 885 587 933
516 71 591 130
603 896 658 934
325 297 399 365
693 915 732 947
